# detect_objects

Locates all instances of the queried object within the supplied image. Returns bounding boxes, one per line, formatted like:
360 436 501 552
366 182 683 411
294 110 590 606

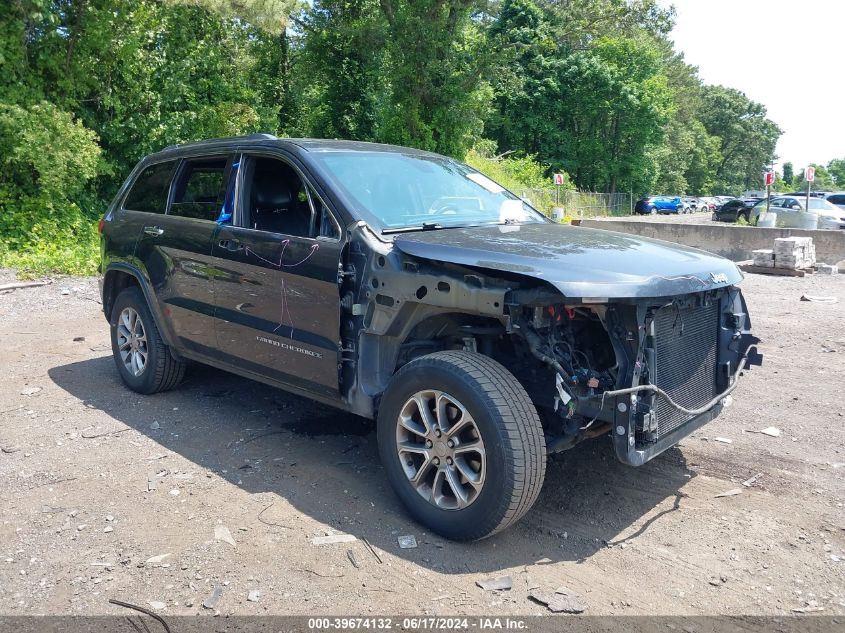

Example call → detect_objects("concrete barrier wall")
579 220 845 265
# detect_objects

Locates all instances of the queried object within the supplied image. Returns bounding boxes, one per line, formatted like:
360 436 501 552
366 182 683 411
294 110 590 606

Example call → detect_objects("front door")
211 153 343 396
774 198 800 227
133 154 234 355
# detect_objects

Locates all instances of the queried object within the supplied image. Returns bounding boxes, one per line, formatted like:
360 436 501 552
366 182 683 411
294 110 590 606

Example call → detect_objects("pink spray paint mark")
243 239 320 335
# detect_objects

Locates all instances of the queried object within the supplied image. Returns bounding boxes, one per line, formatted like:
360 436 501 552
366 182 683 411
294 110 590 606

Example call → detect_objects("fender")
102 262 181 356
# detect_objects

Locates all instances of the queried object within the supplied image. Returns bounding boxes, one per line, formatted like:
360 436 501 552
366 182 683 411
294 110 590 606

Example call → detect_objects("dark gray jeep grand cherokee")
99 134 759 540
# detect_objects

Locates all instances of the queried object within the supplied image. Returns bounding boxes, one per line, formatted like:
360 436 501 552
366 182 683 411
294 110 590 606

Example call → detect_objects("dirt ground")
1 267 843 618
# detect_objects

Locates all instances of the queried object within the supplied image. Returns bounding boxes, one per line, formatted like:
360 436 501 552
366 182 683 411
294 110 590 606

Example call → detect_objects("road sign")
764 171 774 187
806 166 815 182
553 173 565 186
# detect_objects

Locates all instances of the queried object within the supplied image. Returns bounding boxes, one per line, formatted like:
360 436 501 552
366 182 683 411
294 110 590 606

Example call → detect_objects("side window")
123 160 178 213
770 198 785 208
242 156 314 238
828 195 845 205
169 157 229 221
218 157 240 225
309 187 341 240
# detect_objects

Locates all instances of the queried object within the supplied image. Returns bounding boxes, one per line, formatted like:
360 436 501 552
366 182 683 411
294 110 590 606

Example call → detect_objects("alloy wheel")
116 307 148 376
395 390 486 510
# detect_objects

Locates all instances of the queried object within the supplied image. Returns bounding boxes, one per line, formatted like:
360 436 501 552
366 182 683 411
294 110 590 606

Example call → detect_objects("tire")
377 351 546 541
649 208 656 215
109 286 186 394
740 211 750 223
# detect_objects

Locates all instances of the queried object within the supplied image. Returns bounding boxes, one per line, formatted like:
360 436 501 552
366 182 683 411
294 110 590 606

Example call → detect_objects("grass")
0 232 99 278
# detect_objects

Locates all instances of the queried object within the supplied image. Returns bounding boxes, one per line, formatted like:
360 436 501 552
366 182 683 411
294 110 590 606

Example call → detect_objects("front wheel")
377 351 546 540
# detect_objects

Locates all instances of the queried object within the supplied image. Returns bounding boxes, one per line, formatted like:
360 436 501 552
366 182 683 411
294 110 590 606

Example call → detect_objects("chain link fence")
518 189 633 218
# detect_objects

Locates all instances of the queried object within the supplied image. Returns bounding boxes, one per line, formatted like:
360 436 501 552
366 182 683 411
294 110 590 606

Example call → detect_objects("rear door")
133 154 233 355
211 152 344 396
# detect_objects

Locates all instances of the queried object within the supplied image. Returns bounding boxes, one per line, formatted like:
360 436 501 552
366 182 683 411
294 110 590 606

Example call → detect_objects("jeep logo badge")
710 272 728 284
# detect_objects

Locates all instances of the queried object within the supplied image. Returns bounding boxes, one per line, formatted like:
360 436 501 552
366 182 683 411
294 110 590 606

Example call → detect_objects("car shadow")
48 356 697 574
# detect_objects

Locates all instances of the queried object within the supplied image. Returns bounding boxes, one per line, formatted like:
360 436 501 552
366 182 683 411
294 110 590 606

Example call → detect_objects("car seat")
251 172 311 236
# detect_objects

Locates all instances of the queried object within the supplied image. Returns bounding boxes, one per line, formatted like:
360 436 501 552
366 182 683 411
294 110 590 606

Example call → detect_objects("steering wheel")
428 200 463 216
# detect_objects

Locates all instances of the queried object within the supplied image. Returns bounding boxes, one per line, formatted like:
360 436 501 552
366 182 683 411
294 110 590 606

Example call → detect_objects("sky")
663 0 844 173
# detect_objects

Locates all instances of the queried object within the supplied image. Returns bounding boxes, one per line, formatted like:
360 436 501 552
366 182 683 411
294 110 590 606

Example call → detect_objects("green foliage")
0 0 788 276
772 173 789 192
170 0 303 32
698 86 781 195
464 141 571 215
297 1 386 140
465 143 563 191
782 162 794 184
0 225 100 277
0 102 102 275
377 1 492 157
487 0 674 195
826 158 845 187
791 164 835 192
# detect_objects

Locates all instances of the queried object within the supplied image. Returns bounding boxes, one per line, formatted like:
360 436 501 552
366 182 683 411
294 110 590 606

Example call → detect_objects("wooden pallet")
739 263 815 277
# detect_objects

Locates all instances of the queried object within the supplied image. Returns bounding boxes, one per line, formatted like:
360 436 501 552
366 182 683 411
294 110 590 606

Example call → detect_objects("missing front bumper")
612 397 724 466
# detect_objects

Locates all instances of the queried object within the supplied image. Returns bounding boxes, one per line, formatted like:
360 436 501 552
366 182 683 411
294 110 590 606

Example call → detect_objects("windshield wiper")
382 222 463 235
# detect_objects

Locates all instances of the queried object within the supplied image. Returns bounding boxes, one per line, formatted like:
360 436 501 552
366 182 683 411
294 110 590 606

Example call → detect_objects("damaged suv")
99 135 759 540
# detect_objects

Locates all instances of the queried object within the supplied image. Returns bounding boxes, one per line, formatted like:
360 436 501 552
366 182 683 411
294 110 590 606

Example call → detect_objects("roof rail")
163 133 278 151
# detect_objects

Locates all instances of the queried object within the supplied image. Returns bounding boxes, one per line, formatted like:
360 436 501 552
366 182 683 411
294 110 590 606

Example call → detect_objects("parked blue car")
634 196 684 214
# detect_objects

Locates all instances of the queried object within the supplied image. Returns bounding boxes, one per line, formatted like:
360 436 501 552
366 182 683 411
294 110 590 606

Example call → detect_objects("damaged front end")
509 286 761 466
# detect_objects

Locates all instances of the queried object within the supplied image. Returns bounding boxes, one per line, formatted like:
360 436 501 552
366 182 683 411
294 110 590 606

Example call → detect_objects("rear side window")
169 157 229 221
828 195 845 205
123 160 178 213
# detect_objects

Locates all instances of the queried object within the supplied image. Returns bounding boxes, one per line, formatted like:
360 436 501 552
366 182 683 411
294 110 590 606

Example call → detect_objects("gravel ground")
0 268 843 617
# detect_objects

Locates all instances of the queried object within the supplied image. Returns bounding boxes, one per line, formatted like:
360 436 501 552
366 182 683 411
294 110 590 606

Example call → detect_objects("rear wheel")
377 351 546 540
110 287 186 394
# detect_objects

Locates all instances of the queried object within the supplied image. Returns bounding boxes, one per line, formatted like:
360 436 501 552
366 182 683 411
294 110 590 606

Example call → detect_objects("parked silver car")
751 196 845 230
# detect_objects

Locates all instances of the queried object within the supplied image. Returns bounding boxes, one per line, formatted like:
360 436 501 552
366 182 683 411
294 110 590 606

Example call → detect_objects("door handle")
143 225 164 237
218 239 243 252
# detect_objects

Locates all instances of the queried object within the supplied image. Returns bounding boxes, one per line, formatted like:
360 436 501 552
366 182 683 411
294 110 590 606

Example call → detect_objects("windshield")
756 198 837 212
310 151 547 231
807 198 836 211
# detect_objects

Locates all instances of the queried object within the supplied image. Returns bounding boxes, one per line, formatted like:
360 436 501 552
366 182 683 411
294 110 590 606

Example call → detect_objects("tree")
826 158 845 187
698 86 781 194
791 164 835 192
297 1 385 140
782 161 793 184
541 0 674 47
0 0 304 274
376 0 492 157
486 0 673 194
651 46 721 195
